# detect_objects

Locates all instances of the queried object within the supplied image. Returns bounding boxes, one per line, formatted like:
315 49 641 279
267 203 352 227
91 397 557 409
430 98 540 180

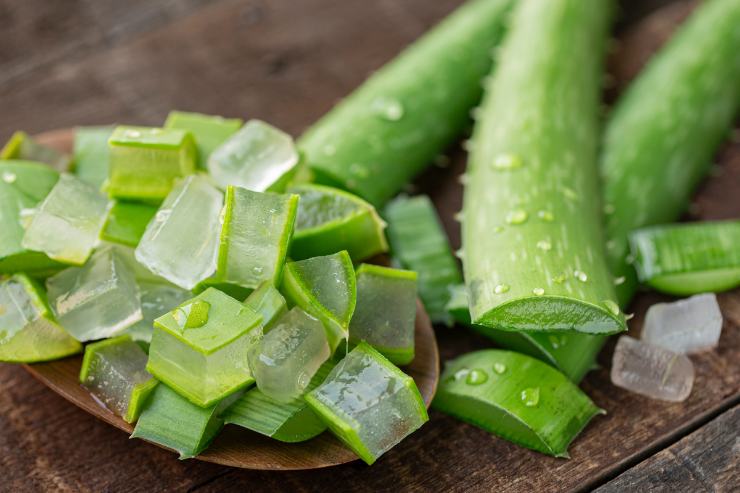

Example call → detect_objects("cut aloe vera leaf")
123 282 192 343
306 342 428 465
208 120 299 192
212 186 298 293
433 349 604 457
602 1 740 306
100 201 158 248
224 360 334 443
46 246 142 342
0 274 81 363
107 126 196 201
299 0 515 207
79 335 155 423
0 159 60 201
289 184 388 261
148 288 262 407
385 195 460 325
164 111 242 168
73 126 114 189
462 0 624 335
243 281 287 332
629 220 740 296
349 264 417 366
248 307 330 403
131 382 241 459
445 284 604 383
21 173 109 265
281 251 356 354
135 175 223 289
1 131 71 171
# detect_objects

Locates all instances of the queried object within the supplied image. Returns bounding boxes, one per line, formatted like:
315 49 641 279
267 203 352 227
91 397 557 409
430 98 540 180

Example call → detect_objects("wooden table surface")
1 1 738 491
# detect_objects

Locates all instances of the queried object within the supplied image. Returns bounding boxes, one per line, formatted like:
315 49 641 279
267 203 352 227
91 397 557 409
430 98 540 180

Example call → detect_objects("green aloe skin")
299 0 516 207
462 0 624 335
601 0 740 306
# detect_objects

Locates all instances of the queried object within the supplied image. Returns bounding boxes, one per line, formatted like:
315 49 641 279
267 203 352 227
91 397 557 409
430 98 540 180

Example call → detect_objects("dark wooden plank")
596 405 740 493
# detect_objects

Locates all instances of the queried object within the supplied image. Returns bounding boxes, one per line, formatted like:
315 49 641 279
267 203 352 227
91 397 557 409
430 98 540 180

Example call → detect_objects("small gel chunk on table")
248 307 330 403
305 342 428 465
611 336 694 402
642 293 723 354
79 335 156 423
46 247 142 342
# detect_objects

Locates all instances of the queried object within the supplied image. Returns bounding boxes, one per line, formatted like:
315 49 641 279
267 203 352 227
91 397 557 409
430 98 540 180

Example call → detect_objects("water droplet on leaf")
521 387 540 407
466 369 488 385
505 209 528 225
494 284 510 294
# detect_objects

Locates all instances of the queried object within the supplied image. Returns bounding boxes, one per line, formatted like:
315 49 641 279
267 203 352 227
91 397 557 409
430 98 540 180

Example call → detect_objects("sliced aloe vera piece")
349 264 417 365
385 195 461 325
243 281 287 332
306 342 428 465
79 335 155 423
281 251 356 354
101 201 158 247
73 126 114 189
164 111 242 168
1 131 71 171
433 349 603 457
148 288 262 407
289 184 388 261
123 282 191 343
224 360 334 442
0 159 60 201
629 220 740 296
0 274 81 363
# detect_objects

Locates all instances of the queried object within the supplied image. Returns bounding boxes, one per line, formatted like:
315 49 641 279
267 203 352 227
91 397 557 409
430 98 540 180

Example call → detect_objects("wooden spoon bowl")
22 129 440 471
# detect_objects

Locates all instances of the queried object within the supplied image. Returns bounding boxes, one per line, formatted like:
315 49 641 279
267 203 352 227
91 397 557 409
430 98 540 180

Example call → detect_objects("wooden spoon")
23 129 440 471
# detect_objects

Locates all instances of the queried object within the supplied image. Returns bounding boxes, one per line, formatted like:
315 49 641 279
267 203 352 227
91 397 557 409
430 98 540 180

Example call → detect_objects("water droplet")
126 130 142 138
521 387 540 407
536 240 552 251
453 211 464 223
173 300 211 329
574 270 588 282
453 368 470 381
155 210 171 222
466 369 488 385
323 144 336 156
494 284 510 294
372 96 404 121
493 362 506 374
613 276 626 286
532 287 545 296
252 266 264 276
2 171 16 183
492 153 523 171
548 334 567 349
562 187 578 201
505 209 528 225
537 210 554 222
603 300 620 316
458 173 468 185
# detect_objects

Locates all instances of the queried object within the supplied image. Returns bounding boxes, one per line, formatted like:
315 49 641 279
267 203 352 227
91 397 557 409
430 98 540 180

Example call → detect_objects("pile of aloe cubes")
0 113 427 464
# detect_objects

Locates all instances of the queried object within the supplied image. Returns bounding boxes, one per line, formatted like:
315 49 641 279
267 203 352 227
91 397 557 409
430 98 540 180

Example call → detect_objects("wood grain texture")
1 0 738 491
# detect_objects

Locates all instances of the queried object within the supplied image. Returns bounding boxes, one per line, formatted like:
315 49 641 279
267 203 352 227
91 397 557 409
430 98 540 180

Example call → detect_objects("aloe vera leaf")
349 264 417 366
384 195 461 324
601 0 740 306
243 281 287 332
629 220 740 296
100 201 158 247
73 126 114 189
107 126 196 201
0 274 81 363
289 184 388 262
433 349 604 457
164 111 242 168
305 342 428 465
280 251 356 354
1 131 71 171
299 0 515 207
462 0 624 335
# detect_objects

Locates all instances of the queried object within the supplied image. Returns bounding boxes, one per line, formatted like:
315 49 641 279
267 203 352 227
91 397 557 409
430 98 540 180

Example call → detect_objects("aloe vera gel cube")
124 282 192 343
73 126 114 189
208 120 299 192
135 175 223 289
164 111 243 168
107 126 196 200
147 288 262 407
79 335 155 423
306 342 428 465
46 247 142 342
244 281 287 331
349 265 417 365
22 174 109 265
248 307 330 403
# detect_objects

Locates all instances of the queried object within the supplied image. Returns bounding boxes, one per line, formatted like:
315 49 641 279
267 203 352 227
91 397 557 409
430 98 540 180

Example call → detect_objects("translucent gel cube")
306 342 428 465
642 293 723 354
248 308 330 403
164 111 243 167
135 175 223 290
80 335 155 422
124 282 192 343
46 247 142 342
208 120 299 192
243 281 287 331
147 288 262 407
22 174 109 265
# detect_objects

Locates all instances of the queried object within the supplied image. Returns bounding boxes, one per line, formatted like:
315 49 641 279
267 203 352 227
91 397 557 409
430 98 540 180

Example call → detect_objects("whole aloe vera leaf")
462 0 624 335
299 0 515 207
433 349 604 458
601 0 740 305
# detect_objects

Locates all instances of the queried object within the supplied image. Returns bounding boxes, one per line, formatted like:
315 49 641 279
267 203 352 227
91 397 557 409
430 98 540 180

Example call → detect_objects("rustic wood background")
1 0 738 491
